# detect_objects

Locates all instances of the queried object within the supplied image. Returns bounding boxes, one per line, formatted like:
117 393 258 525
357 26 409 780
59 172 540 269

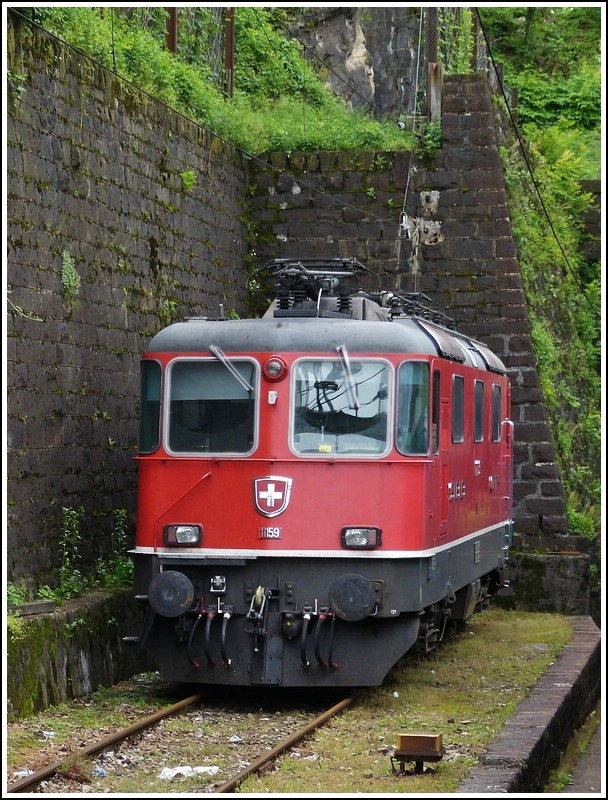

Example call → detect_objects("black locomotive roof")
145 259 507 375
146 314 506 375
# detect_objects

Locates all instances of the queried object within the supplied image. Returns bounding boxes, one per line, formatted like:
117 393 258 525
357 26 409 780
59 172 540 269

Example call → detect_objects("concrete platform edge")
457 615 602 794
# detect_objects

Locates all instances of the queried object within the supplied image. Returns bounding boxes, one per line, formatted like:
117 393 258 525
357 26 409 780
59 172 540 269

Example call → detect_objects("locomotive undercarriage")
414 575 496 654
126 530 509 686
129 581 423 687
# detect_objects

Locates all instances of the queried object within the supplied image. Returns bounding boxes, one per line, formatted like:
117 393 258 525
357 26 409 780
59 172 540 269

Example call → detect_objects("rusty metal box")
396 732 443 757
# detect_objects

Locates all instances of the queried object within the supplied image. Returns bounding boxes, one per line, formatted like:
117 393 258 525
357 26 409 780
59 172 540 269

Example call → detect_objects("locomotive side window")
474 379 484 442
292 358 389 455
432 369 440 455
167 359 256 454
139 360 161 453
492 384 502 442
452 375 465 443
396 361 430 455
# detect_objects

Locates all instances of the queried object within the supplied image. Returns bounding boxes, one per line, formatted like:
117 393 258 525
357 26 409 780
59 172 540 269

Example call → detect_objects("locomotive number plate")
258 526 282 539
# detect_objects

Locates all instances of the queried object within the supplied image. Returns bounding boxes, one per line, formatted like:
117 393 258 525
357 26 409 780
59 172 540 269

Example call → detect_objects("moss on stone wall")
6 590 151 721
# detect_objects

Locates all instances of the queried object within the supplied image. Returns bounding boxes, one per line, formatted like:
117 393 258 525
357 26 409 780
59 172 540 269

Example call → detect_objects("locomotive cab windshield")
165 358 257 454
293 357 390 455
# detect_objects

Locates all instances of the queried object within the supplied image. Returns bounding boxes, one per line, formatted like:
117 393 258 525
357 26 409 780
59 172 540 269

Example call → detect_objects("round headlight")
263 356 287 382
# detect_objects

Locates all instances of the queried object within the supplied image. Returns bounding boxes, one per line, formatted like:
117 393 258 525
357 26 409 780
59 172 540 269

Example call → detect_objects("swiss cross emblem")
254 476 293 518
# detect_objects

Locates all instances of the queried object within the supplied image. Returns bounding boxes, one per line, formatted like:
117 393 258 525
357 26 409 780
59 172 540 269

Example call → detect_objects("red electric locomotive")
125 258 513 687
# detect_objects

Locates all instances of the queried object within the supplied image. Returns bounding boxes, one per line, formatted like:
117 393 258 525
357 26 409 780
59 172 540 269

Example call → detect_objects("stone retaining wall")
6 590 152 721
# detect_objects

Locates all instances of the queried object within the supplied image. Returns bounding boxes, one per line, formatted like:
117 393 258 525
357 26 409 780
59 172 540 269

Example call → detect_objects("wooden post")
225 7 235 97
428 62 443 124
511 87 518 124
165 7 177 53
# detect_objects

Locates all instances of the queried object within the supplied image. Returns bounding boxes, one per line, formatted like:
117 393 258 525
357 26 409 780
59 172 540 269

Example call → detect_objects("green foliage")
95 509 134 589
478 7 601 76
7 68 27 107
501 132 601 536
547 769 573 793
27 6 117 64
567 508 597 540
224 94 415 155
234 7 328 106
160 298 179 324
21 6 415 156
19 6 601 164
56 506 87 600
416 121 442 162
525 122 601 181
6 583 29 606
61 250 81 304
7 507 134 608
180 170 197 192
120 6 169 41
558 60 602 130
439 7 474 74
169 7 226 74
512 64 601 132
479 7 600 179
6 612 28 641
37 584 57 602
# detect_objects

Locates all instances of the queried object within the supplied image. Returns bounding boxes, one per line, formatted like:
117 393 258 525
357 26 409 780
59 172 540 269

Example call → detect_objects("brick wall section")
6 17 250 586
438 75 570 548
248 74 573 552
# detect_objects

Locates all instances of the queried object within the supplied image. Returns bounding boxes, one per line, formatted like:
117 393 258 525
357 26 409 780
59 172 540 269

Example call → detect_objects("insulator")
337 294 351 314
276 288 290 310
292 286 308 306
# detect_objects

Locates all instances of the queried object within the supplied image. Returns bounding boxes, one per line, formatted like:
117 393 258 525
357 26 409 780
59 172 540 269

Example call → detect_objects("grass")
6 673 175 760
240 608 573 793
6 609 574 794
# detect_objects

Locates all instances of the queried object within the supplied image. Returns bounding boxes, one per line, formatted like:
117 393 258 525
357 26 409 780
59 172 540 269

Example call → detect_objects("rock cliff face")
289 7 423 121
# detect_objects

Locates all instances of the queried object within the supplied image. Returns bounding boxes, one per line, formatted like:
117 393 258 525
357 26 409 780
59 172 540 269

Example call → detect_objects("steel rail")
214 695 353 793
6 693 203 794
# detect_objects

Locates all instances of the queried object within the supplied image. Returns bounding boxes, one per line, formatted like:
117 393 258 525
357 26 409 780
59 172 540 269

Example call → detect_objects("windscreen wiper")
336 344 360 410
209 345 254 393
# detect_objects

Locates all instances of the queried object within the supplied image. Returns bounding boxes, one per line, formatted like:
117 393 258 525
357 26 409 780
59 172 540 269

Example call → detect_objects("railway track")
6 691 353 794
213 696 353 793
6 693 203 794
